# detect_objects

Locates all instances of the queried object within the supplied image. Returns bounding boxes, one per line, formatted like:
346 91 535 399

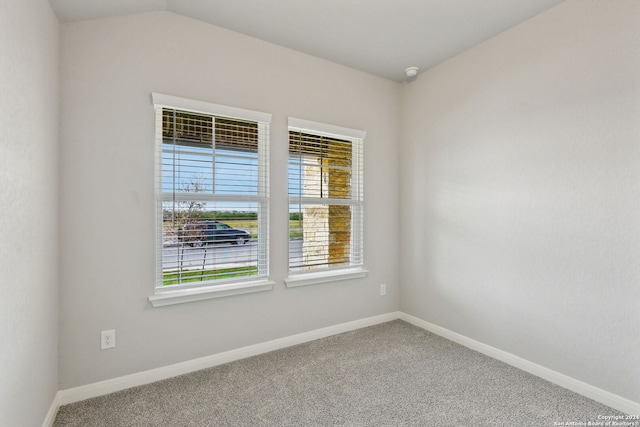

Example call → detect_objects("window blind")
155 98 269 290
288 121 364 273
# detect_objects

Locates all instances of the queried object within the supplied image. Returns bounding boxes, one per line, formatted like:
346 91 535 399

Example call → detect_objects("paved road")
163 239 303 270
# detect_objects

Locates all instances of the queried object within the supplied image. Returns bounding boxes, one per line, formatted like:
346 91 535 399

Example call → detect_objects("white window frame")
285 117 368 288
149 93 273 307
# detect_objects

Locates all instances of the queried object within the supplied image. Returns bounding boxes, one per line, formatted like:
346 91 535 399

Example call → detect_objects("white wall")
0 0 60 425
400 0 640 403
59 11 400 389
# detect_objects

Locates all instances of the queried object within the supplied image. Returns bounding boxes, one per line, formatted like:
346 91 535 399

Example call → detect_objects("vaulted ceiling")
49 0 565 81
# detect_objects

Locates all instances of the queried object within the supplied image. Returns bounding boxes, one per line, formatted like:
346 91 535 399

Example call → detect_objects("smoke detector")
404 67 419 78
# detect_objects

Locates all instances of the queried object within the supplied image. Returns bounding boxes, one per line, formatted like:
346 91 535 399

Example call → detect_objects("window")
150 94 272 306
286 118 366 287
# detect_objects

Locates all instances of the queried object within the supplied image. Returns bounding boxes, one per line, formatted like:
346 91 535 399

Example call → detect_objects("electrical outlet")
101 329 115 350
380 283 387 296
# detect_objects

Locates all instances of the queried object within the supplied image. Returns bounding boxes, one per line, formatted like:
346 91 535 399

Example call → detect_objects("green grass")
163 266 257 286
289 220 303 239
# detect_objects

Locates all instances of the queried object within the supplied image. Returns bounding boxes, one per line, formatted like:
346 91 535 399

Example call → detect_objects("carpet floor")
54 320 622 426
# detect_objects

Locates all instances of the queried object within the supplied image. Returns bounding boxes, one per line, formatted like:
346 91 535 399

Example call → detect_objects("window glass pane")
288 203 354 272
215 148 258 195
162 111 259 196
158 106 268 289
288 131 352 199
161 201 260 286
288 124 362 273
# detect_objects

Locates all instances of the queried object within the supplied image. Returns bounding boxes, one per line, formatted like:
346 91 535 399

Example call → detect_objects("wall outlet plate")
380 284 387 296
101 329 115 350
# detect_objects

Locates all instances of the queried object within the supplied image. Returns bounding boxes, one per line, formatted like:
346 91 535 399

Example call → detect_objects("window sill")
284 267 368 288
149 279 274 307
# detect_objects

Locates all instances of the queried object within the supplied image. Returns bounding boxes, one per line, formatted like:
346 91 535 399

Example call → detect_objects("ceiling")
49 0 565 82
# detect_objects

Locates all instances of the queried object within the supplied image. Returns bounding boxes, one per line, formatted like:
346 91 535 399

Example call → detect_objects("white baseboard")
398 312 640 416
42 391 61 427
50 310 639 420
57 311 400 406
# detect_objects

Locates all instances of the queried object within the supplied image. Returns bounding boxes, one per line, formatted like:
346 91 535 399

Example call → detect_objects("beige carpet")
54 320 622 426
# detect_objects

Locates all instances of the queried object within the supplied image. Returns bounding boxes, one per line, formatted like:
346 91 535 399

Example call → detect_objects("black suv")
182 220 251 246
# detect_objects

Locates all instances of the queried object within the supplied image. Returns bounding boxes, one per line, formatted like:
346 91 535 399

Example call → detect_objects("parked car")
181 220 251 246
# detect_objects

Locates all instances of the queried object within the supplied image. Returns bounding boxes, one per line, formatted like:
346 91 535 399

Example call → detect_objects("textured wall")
59 11 400 389
0 0 60 425
400 0 640 403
